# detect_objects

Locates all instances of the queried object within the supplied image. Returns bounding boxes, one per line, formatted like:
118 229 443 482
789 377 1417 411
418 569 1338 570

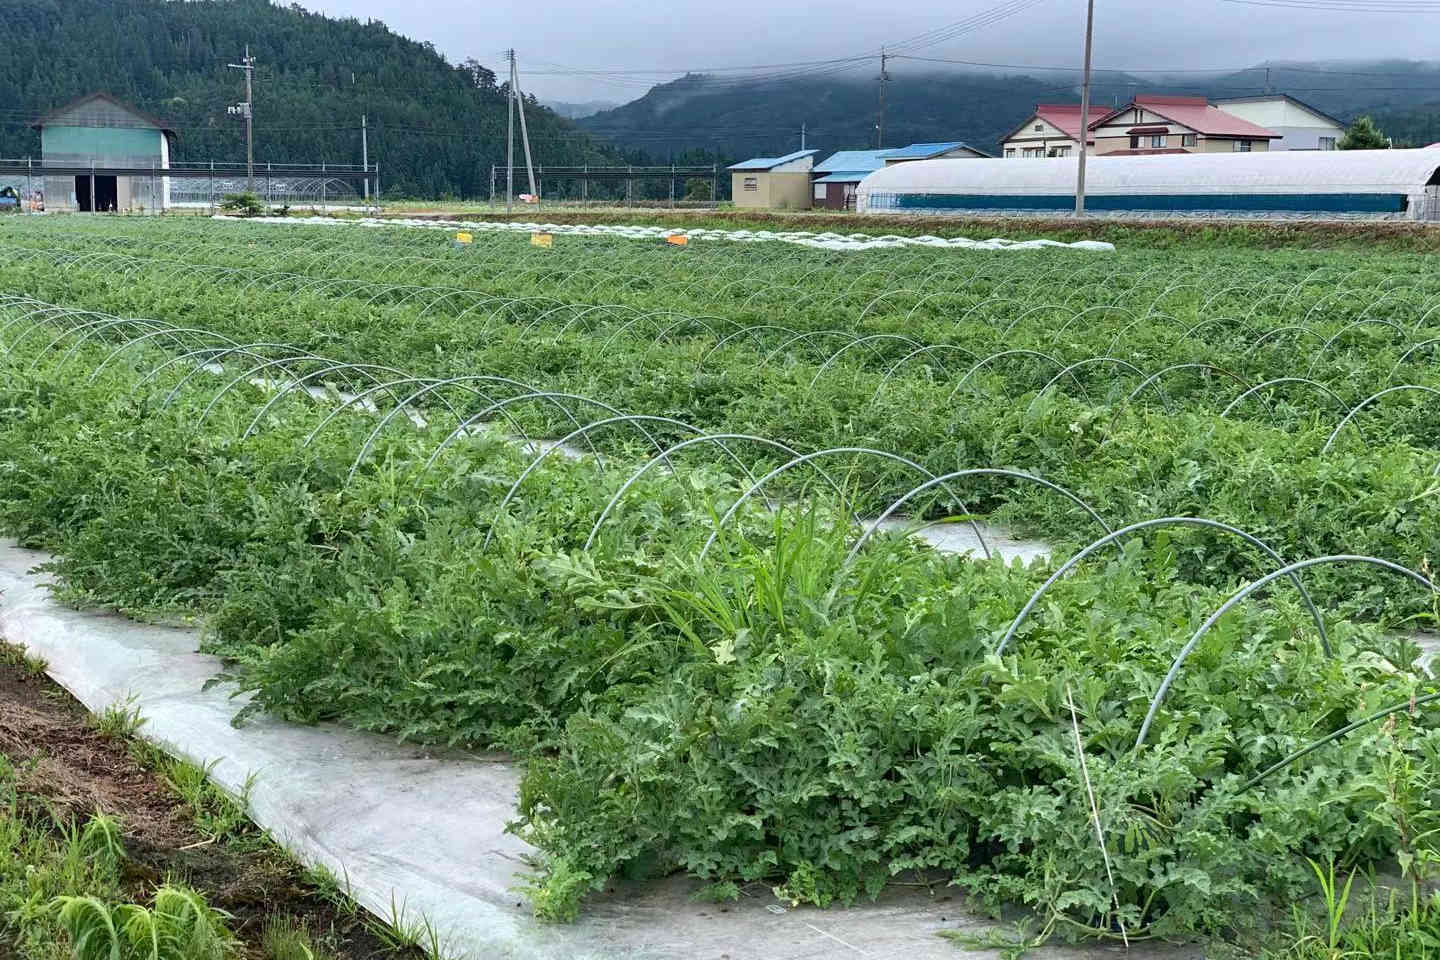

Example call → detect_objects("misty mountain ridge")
545 99 622 119
579 59 1440 159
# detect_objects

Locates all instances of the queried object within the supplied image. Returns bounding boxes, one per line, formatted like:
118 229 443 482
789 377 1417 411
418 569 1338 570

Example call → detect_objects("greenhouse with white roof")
856 148 1440 220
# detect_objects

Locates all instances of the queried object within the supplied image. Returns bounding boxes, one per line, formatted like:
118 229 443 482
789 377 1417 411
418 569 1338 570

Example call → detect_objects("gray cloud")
302 0 1432 100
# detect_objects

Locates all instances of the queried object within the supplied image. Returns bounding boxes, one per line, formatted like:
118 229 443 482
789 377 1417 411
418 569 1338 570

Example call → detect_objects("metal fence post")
712 163 719 206
25 157 32 214
266 162 272 209
321 162 327 214
209 160 215 212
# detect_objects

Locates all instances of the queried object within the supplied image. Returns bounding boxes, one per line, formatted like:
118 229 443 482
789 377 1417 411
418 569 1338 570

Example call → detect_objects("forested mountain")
0 0 616 197
5 0 1436 199
579 61 1440 160
545 100 621 120
1372 103 1440 147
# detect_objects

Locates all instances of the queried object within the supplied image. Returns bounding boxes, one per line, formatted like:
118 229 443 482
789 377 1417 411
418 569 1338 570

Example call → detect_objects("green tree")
0 0 623 199
1338 115 1390 150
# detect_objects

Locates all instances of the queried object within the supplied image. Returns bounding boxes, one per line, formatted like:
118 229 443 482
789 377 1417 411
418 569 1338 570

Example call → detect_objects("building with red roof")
1089 95 1280 155
1000 104 1095 158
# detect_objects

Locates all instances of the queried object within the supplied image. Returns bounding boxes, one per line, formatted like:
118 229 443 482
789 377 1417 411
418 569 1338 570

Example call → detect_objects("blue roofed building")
811 149 888 210
879 141 992 164
727 148 818 209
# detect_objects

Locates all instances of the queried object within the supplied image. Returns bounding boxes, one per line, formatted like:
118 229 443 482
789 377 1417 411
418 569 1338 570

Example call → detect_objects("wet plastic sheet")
2 540 1202 959
219 215 1117 253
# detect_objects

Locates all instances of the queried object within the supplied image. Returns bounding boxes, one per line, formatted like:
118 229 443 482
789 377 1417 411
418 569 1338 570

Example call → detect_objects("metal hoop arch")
1136 555 1437 750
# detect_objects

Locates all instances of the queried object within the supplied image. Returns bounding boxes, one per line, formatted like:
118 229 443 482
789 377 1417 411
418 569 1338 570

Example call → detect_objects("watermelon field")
0 215 1435 951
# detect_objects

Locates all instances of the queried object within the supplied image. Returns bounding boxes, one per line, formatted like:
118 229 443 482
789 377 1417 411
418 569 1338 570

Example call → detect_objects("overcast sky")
301 0 1432 102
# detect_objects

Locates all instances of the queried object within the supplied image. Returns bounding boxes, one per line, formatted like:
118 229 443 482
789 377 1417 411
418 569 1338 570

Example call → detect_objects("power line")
522 0 1050 91
1222 0 1440 7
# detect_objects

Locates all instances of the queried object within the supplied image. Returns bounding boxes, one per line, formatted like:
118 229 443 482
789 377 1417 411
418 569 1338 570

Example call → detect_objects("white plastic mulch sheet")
5 539 1209 960
217 214 1117 253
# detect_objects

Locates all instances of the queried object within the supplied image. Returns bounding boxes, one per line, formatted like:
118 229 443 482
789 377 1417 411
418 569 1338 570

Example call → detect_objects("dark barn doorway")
75 174 117 212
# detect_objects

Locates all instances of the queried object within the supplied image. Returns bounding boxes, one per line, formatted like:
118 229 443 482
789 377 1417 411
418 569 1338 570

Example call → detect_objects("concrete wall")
731 171 812 209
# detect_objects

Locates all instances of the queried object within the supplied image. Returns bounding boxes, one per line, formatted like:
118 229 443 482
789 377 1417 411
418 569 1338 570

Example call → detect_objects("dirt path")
0 644 420 959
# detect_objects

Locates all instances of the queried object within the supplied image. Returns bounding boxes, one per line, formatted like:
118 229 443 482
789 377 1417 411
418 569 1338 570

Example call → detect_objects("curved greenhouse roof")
857 149 1440 219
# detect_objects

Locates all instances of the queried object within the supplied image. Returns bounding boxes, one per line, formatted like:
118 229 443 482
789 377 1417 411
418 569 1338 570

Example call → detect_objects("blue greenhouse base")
866 191 1413 219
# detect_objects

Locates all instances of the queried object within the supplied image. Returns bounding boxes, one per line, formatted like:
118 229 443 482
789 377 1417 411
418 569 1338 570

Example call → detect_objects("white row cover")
858 148 1440 206
221 215 1116 252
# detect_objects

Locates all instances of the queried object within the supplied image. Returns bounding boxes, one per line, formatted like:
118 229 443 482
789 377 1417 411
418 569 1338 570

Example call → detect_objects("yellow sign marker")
530 233 554 248
455 232 473 244
665 235 689 246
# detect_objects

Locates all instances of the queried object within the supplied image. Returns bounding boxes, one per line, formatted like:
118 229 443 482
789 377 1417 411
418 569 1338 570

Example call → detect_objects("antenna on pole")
1074 0 1095 217
800 122 806 151
227 46 256 193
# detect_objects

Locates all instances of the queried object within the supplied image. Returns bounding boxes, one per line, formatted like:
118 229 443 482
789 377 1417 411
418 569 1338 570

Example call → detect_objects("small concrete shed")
728 149 817 209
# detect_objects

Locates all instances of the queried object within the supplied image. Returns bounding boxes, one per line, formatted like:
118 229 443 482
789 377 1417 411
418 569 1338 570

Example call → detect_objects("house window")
1049 146 1071 157
1023 147 1043 158
813 182 825 201
1130 135 1139 149
1233 140 1253 152
1034 123 1044 132
1004 148 1016 158
1181 133 1196 147
1150 134 1167 148
743 176 758 191
1319 136 1336 150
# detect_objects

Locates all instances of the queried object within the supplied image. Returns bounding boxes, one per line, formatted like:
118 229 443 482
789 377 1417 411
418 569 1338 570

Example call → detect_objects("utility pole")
875 48 890 149
510 50 538 209
506 49 515 213
361 114 369 205
227 47 256 193
1074 0 1095 217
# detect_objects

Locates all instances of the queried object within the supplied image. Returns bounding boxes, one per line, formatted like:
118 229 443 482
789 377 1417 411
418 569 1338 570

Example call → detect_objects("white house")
1212 95 1346 151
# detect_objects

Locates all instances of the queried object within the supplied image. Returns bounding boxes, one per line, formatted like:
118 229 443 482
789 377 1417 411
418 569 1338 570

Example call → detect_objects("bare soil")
0 646 422 959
